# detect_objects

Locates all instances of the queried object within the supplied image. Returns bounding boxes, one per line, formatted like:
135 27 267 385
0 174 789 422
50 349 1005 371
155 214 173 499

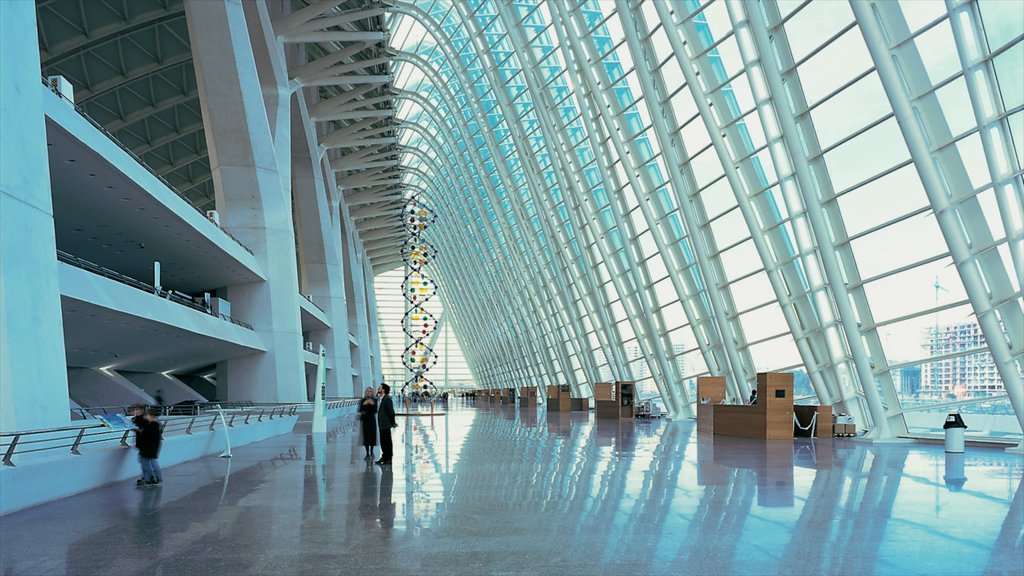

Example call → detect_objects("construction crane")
926 276 951 396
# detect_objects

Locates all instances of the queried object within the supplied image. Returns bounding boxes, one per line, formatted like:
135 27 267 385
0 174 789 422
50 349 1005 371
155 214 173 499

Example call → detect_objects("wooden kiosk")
546 385 572 411
520 386 539 408
501 388 516 405
594 381 635 419
697 373 794 439
570 396 590 412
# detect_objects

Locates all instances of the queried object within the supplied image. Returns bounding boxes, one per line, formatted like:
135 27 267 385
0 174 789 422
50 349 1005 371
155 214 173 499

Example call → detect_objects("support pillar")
292 94 353 398
186 0 304 402
0 0 71 430
343 225 372 394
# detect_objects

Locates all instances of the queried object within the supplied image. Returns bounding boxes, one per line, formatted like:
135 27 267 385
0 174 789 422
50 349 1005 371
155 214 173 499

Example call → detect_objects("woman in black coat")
358 387 378 460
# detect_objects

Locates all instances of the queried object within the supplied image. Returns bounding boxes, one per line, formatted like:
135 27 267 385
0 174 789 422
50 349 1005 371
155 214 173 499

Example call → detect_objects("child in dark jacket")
136 409 163 486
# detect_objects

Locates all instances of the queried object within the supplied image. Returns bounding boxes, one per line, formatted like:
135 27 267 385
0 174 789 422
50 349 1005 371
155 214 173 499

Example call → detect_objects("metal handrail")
41 77 255 257
57 249 254 330
70 400 261 420
300 294 329 317
3 404 304 467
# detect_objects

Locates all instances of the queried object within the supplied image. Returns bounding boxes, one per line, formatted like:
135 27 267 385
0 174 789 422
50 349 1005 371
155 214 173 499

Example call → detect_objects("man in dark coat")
136 409 163 486
375 383 397 466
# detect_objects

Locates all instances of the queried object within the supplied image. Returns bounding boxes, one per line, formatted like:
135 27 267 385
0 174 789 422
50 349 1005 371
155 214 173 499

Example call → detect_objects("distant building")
893 366 922 397
920 321 1003 399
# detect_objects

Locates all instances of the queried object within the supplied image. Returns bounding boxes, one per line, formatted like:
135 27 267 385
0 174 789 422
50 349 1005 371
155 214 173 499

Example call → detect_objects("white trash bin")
943 413 967 453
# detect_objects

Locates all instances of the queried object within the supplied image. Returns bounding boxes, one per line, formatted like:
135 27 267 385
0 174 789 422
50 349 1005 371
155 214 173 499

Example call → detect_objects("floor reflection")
0 402 1020 575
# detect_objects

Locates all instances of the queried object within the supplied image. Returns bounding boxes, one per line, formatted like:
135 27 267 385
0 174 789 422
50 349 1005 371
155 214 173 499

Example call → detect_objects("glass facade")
382 0 1023 440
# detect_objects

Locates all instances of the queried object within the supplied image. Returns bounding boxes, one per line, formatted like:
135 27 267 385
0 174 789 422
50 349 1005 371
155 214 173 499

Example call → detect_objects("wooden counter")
699 372 795 440
546 385 571 411
520 386 538 408
570 397 590 412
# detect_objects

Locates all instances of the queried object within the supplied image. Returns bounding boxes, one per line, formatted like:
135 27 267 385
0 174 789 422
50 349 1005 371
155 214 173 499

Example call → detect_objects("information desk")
698 373 794 440
501 388 516 405
570 397 590 412
696 376 727 434
546 385 571 412
520 386 538 408
594 381 635 419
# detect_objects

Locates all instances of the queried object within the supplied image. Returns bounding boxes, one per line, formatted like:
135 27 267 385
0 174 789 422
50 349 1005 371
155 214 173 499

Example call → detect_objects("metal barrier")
3 404 306 467
57 250 254 330
41 77 254 257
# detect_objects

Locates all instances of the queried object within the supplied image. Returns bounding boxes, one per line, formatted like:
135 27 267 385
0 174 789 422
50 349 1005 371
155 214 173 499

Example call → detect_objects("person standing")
136 409 163 486
375 384 397 466
358 387 378 460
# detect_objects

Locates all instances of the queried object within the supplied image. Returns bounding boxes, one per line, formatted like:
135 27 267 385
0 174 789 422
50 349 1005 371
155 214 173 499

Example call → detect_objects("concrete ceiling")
37 0 407 273
62 297 263 373
47 118 262 294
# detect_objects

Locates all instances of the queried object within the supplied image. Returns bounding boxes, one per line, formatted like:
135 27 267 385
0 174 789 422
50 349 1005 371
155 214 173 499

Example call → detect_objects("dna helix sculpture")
401 194 439 396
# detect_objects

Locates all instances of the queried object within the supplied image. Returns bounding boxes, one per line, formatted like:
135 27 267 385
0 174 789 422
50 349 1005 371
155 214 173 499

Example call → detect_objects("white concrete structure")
1 0 388 432
2 0 1021 449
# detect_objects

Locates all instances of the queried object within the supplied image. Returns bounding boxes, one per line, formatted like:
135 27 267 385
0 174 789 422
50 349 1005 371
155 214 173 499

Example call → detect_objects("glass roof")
383 0 1024 440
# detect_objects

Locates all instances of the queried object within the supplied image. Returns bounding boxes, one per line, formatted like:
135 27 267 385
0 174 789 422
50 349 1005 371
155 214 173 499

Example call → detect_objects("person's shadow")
377 467 395 534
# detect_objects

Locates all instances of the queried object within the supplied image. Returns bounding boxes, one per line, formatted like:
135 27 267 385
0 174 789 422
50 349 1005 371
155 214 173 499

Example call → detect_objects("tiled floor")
1 401 1021 575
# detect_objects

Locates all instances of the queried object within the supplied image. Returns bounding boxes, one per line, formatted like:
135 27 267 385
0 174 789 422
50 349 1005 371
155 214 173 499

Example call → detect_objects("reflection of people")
136 409 163 486
358 387 378 460
359 463 377 528
749 389 758 406
154 389 165 406
378 466 395 533
134 476 163 551
376 384 397 466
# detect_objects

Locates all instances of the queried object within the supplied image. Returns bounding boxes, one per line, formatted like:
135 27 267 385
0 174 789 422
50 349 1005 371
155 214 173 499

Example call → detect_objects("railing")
3 404 303 467
70 401 262 420
57 249 254 330
301 293 328 317
41 77 254 257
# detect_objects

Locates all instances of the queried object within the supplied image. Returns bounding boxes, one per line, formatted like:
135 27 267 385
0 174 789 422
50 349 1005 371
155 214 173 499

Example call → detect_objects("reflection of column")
623 423 691 554
312 434 326 520
830 446 909 574
0 0 71 429
675 465 756 571
378 466 395 535
778 443 858 573
186 0 304 402
985 477 1024 574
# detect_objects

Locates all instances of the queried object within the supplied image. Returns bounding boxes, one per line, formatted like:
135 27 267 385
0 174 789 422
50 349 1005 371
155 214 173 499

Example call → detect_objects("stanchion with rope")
792 411 818 438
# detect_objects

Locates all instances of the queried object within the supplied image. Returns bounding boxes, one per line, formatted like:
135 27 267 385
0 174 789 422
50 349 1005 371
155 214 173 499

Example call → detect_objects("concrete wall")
0 414 297 515
121 372 207 404
67 368 153 409
179 375 217 401
0 0 70 432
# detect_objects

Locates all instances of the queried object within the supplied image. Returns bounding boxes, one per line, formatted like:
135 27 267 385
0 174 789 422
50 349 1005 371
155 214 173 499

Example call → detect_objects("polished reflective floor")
1 401 1022 575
